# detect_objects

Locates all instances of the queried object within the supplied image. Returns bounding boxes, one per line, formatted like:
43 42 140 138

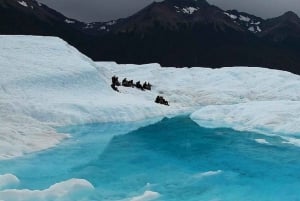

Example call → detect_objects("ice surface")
255 139 270 145
193 170 223 179
0 174 19 190
0 175 94 201
2 35 300 159
130 191 160 201
191 101 300 135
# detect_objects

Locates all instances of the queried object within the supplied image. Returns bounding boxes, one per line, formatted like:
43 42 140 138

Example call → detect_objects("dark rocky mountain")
1 0 300 74
260 11 300 40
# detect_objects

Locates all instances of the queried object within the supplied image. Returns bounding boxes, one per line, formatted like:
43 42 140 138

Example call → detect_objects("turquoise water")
1 116 300 200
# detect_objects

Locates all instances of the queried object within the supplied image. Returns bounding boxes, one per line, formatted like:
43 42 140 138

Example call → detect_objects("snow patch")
182 7 199 14
18 1 28 7
175 6 199 14
65 19 75 24
106 20 116 26
239 15 251 22
84 23 94 29
100 26 106 30
224 12 237 19
248 26 262 33
257 26 262 32
248 26 255 32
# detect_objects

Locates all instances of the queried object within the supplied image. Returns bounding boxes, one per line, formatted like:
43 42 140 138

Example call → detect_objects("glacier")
2 35 300 160
0 174 94 201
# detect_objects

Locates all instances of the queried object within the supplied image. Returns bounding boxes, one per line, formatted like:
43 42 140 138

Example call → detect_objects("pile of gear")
155 96 169 106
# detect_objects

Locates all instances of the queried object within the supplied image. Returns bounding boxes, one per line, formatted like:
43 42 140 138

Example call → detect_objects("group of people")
111 75 169 106
111 76 152 92
155 96 169 106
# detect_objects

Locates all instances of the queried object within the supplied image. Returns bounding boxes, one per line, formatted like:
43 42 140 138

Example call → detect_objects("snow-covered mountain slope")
224 10 263 33
2 35 300 160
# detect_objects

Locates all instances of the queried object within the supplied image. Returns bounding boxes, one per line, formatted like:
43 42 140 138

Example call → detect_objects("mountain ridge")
1 0 300 73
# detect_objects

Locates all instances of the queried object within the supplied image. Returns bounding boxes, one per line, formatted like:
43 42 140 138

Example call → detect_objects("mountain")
261 11 300 42
1 0 300 73
89 0 300 72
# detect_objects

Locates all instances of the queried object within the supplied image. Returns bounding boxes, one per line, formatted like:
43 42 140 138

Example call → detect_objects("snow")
224 12 237 20
175 6 199 14
100 26 106 30
64 19 75 24
84 23 94 29
18 1 28 7
0 175 94 201
3 35 300 159
106 20 116 26
257 26 262 32
248 26 262 33
182 7 199 14
239 15 251 22
224 12 262 33
248 26 255 32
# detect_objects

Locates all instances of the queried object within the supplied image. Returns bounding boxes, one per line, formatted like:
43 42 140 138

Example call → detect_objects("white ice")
2 35 300 159
130 191 160 201
191 101 300 135
255 139 270 145
0 174 20 190
193 170 223 179
0 175 94 201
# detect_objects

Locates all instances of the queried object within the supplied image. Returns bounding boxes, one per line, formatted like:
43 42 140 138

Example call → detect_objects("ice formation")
0 175 94 201
2 35 300 159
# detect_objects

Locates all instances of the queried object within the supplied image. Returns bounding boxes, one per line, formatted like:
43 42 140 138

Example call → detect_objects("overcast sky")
38 0 300 22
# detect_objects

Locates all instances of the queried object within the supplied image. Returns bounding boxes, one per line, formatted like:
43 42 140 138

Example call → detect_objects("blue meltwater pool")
1 116 300 201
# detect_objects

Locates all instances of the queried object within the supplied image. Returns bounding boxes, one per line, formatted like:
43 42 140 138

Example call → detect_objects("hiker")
136 81 144 90
111 83 119 92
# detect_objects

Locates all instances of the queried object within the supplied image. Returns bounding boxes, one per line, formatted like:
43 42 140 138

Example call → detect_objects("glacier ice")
2 35 300 159
0 175 94 201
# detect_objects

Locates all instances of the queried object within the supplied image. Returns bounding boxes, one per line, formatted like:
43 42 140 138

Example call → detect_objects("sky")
38 0 300 22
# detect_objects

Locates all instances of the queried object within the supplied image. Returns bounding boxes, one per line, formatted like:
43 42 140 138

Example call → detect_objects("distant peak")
164 0 209 7
281 11 299 19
